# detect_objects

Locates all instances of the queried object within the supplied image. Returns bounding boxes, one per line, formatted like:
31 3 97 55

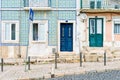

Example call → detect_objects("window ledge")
114 34 120 35
24 7 52 11
2 40 19 43
31 41 46 43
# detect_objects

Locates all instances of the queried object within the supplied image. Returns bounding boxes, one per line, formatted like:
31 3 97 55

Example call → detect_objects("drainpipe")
80 0 82 9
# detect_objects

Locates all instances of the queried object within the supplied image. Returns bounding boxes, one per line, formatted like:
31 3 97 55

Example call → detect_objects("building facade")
79 0 120 61
1 0 120 61
0 0 81 58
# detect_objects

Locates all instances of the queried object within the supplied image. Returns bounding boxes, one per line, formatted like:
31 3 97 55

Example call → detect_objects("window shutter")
24 0 29 7
48 0 51 7
38 24 46 42
90 1 95 9
97 1 101 8
115 5 119 9
5 23 11 40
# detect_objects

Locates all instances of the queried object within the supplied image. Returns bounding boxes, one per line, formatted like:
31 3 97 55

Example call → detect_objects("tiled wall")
0 0 1 45
51 0 76 8
1 0 23 8
82 0 119 9
2 11 19 20
0 0 76 46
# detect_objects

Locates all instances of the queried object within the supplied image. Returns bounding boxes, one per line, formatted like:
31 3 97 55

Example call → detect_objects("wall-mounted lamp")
80 13 87 23
66 20 68 23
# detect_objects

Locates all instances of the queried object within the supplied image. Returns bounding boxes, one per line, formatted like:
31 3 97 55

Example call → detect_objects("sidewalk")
0 61 120 80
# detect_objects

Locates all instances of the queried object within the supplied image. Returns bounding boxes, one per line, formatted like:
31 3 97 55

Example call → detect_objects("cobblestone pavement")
0 61 120 80
49 70 120 80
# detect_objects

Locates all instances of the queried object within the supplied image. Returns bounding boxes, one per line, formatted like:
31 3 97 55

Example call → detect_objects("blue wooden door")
60 23 73 51
89 18 103 47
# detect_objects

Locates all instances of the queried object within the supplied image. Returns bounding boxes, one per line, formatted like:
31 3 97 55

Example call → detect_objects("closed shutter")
38 24 46 42
90 1 95 9
97 1 101 8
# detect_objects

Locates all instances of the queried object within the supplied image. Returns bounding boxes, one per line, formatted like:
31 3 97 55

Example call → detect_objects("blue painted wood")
60 23 73 51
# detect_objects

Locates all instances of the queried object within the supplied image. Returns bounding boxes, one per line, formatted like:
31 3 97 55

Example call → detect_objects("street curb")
17 68 120 80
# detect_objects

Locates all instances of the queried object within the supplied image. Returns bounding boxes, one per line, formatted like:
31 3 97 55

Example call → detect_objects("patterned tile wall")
0 0 76 46
0 0 1 44
1 0 76 8
2 11 19 20
1 0 23 8
51 0 76 8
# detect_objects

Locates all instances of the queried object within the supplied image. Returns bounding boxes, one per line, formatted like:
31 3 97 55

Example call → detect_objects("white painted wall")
8 46 14 58
28 20 53 56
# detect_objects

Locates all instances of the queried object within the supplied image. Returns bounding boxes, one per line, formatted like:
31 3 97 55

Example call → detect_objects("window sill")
24 7 52 11
31 41 46 43
114 34 120 35
2 40 19 43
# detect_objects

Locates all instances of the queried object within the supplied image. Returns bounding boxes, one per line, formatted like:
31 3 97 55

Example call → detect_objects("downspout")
18 0 22 58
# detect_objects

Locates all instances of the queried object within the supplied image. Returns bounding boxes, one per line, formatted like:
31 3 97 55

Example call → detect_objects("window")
114 23 120 34
89 18 103 34
32 21 48 42
115 5 119 9
24 0 29 7
90 19 95 34
2 21 19 43
97 1 101 8
33 23 38 41
90 1 95 9
90 0 101 9
29 0 51 7
97 19 102 34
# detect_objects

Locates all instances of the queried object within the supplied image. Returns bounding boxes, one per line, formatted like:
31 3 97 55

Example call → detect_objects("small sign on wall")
52 48 56 54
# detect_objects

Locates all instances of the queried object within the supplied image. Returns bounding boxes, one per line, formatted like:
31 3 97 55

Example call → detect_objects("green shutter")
90 1 95 9
24 0 29 7
97 1 101 8
48 0 51 7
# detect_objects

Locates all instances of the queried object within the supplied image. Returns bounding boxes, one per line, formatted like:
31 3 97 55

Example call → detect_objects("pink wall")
106 15 112 41
114 35 120 41
85 13 120 42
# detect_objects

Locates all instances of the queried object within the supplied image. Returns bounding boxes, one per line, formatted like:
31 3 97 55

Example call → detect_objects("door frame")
58 20 76 53
88 16 106 47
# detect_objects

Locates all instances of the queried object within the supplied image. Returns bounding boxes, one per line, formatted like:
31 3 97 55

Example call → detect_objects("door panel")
89 19 96 47
60 24 66 51
96 19 103 47
96 34 103 47
60 23 73 51
67 24 73 51
97 19 102 34
89 34 96 47
89 18 103 47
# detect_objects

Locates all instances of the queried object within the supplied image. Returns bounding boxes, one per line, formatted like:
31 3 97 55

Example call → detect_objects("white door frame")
58 20 76 53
